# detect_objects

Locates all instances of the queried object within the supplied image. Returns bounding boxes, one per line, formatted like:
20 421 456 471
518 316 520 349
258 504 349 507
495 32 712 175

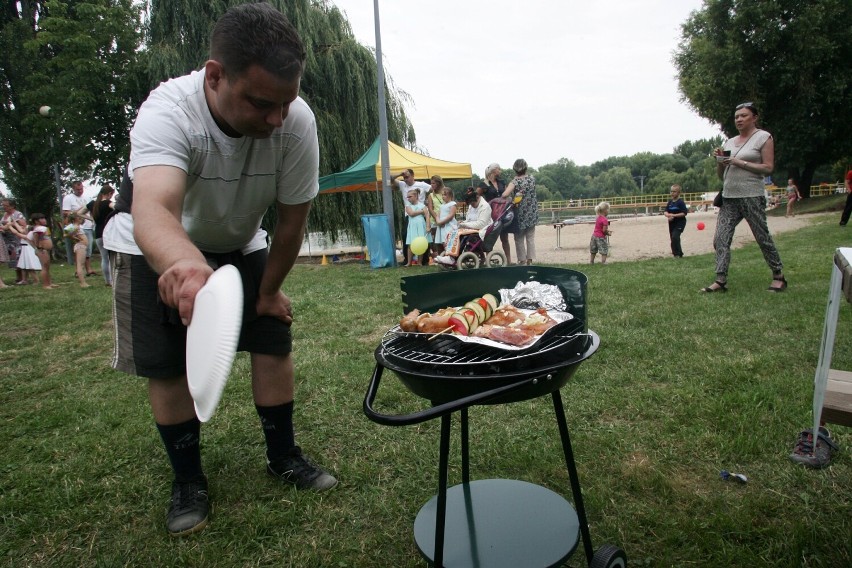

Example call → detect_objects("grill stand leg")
552 390 594 565
433 413 452 568
461 407 470 483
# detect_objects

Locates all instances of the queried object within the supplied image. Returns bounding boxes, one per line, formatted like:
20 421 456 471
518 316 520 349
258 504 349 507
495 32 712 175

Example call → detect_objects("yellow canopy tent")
319 137 472 193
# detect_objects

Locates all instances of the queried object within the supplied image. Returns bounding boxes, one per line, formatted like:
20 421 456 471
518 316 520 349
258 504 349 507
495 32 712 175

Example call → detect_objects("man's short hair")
210 2 306 81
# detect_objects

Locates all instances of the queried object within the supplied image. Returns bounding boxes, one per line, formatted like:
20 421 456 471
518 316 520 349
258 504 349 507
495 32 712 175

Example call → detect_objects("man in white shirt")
61 180 94 275
103 3 336 537
394 168 430 265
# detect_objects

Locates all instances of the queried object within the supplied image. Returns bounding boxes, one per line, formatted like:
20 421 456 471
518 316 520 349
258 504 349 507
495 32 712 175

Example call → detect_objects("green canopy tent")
315 138 471 268
318 137 472 194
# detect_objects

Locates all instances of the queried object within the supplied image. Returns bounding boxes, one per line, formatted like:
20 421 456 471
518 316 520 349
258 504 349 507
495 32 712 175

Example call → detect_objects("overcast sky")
330 0 722 178
1 0 724 200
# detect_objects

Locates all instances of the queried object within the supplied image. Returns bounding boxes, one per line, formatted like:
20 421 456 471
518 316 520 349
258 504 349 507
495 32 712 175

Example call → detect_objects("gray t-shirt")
722 129 772 199
105 70 319 255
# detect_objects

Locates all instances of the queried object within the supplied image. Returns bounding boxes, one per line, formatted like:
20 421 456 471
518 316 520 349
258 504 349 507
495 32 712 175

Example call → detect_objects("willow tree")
144 0 415 241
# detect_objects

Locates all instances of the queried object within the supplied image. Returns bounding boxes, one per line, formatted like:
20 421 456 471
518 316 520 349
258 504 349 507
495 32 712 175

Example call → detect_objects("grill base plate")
414 479 580 567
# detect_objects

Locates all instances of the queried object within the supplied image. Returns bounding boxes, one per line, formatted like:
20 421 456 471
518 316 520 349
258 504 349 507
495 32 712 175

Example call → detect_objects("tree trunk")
799 164 816 198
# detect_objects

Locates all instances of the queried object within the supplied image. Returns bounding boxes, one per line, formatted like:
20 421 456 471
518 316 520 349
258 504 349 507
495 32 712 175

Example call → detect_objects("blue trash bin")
361 214 396 268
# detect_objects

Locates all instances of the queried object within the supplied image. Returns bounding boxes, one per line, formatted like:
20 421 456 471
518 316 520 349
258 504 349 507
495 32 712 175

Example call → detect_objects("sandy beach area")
300 210 816 264
529 210 813 264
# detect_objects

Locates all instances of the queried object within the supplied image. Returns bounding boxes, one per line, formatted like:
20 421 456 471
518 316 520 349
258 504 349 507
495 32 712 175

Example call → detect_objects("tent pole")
373 0 397 265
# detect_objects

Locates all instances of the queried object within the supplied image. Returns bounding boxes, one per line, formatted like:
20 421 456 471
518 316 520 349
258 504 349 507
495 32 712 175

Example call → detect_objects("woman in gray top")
701 102 786 293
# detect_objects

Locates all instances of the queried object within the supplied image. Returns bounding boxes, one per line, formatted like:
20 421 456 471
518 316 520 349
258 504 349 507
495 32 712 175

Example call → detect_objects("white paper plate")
186 265 244 422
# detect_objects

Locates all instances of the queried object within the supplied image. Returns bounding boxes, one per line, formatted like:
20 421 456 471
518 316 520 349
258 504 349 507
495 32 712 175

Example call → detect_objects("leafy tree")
1 0 144 217
536 158 587 200
674 0 852 194
0 1 53 215
593 166 636 197
674 136 726 168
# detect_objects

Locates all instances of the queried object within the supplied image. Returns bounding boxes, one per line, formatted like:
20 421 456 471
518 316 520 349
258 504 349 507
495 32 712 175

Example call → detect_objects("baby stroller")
435 197 514 270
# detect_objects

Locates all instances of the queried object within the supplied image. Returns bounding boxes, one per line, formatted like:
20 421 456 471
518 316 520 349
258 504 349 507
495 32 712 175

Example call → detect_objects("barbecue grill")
363 266 627 568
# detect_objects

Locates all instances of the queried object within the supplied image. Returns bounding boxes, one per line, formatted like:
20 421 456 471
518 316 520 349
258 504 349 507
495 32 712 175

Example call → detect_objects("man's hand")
256 290 293 325
158 259 214 326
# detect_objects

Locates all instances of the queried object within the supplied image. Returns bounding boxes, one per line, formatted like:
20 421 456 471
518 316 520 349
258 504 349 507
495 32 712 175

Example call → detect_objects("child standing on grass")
433 187 458 255
64 213 91 288
10 213 58 289
404 188 430 266
8 218 41 284
30 213 57 289
590 201 612 264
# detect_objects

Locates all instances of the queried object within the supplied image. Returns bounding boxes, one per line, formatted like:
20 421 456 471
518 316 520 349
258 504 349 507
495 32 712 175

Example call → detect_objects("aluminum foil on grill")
499 281 567 312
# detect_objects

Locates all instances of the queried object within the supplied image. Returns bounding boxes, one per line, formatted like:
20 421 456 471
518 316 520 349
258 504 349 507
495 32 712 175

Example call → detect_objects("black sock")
256 402 295 462
156 418 203 481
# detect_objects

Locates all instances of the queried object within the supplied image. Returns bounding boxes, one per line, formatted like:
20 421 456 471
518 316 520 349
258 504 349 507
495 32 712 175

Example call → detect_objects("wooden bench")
814 247 852 428
824 369 852 427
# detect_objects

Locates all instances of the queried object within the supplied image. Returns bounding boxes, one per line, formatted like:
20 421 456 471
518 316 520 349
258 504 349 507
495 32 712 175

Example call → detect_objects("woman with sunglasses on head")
701 102 787 293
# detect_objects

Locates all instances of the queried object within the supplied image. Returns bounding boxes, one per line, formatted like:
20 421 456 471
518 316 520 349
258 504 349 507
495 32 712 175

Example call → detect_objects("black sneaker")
167 475 209 536
267 447 338 491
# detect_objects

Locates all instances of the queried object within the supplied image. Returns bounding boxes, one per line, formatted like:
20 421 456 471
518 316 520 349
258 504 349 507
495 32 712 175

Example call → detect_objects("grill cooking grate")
379 318 587 374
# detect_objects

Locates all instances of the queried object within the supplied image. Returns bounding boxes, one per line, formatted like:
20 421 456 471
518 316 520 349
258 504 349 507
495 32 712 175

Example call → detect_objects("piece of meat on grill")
416 310 454 334
484 305 526 327
485 305 558 335
399 309 421 332
399 308 455 334
518 308 559 335
473 324 536 346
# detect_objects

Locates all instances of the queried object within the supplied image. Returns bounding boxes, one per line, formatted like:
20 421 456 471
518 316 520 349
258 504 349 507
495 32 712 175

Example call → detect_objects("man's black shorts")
110 248 292 379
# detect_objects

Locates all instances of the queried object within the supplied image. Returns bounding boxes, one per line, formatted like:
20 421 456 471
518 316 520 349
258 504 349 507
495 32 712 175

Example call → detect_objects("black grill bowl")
374 331 599 405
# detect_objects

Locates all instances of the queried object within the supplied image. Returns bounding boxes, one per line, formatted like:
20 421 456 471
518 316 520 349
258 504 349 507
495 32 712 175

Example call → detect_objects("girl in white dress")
433 187 458 253
9 221 41 284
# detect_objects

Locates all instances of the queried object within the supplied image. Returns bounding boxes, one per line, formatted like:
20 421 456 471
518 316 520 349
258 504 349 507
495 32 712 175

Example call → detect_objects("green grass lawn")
1 208 850 567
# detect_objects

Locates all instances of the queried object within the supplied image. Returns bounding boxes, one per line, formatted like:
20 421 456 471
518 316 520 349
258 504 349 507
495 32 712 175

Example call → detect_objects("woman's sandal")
700 281 727 293
767 276 787 292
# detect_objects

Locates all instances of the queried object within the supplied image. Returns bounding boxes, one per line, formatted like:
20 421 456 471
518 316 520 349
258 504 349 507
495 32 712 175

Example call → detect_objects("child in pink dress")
590 202 612 264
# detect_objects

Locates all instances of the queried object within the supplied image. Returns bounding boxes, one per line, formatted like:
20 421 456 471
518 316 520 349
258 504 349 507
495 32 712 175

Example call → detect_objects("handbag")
713 191 724 208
